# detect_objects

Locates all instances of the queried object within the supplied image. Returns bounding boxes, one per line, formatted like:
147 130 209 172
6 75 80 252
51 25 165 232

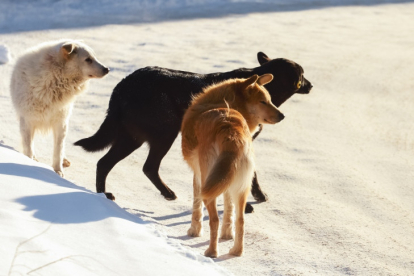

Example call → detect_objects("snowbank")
0 143 228 276
1 0 414 275
0 44 11 64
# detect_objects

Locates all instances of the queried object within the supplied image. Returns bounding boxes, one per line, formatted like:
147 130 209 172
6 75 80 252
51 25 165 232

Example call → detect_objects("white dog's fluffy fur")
10 39 108 176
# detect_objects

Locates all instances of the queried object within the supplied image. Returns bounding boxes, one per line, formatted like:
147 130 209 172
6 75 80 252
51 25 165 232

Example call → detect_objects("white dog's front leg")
52 121 68 177
20 117 37 160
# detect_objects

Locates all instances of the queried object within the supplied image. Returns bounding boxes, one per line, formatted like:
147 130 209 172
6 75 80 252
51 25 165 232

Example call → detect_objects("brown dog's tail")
201 150 239 201
197 108 253 202
74 113 118 152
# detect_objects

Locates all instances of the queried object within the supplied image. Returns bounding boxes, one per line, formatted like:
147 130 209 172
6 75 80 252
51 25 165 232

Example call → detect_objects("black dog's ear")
257 52 271 65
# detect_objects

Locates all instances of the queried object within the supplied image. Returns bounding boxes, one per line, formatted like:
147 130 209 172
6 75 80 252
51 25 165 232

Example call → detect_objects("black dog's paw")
245 203 254 214
163 191 177 201
252 190 268 202
105 192 115 200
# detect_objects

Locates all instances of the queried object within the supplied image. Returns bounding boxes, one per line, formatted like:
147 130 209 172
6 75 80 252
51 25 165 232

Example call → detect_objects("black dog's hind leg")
143 135 178 201
96 133 142 200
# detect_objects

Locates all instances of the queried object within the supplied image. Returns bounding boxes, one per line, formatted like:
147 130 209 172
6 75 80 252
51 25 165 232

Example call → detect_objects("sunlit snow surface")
0 1 413 275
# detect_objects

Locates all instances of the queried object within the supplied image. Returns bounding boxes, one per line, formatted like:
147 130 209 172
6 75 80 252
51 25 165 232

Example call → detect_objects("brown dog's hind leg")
188 175 203 237
220 191 234 239
204 198 219 258
229 191 249 257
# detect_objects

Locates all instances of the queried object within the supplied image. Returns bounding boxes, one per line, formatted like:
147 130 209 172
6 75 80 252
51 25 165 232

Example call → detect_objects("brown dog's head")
242 74 285 125
256 52 312 107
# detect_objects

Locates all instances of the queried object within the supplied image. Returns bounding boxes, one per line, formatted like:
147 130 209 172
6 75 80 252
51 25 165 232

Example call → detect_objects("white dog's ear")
257 74 273 86
61 43 77 60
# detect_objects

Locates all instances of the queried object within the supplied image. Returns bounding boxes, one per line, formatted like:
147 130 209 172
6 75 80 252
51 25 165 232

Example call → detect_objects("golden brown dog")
181 74 284 257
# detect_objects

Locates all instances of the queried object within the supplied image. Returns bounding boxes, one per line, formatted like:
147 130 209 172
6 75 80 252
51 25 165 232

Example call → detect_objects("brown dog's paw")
187 225 202 237
204 247 218 258
62 158 71 168
229 246 243 257
220 228 234 240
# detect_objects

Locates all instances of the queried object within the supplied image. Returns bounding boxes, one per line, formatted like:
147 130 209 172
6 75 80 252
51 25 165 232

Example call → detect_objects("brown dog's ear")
257 74 273 86
61 43 76 60
243 74 259 88
242 75 259 97
257 52 271 65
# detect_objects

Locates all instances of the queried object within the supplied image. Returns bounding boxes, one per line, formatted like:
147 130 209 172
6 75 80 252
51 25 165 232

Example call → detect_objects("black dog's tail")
74 113 118 152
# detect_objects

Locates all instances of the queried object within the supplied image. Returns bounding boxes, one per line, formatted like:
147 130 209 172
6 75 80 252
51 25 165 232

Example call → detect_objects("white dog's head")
59 40 109 80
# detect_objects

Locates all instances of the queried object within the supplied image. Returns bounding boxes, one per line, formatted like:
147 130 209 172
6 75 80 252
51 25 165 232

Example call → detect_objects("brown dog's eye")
296 80 302 89
85 58 92 64
260 101 267 105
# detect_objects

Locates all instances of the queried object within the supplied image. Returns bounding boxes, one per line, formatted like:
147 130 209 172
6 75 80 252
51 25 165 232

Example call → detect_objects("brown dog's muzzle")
266 112 285 124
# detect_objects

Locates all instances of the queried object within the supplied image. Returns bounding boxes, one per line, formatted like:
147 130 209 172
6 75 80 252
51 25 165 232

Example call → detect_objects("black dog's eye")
85 58 92 64
260 101 267 105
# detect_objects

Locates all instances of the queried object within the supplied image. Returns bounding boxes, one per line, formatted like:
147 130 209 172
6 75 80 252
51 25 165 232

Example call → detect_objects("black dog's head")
256 52 313 107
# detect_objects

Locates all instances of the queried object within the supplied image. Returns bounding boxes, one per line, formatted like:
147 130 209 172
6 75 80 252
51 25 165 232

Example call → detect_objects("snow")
1 0 414 275
0 142 228 275
0 44 11 64
0 0 411 33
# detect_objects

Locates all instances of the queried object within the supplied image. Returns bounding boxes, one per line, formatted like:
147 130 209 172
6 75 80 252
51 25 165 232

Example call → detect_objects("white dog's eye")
85 58 92 64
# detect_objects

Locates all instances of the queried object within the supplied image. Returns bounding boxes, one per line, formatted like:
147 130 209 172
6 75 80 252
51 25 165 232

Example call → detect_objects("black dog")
75 52 312 212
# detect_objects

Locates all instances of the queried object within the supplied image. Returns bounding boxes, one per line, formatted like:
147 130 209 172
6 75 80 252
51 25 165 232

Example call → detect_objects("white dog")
10 39 109 176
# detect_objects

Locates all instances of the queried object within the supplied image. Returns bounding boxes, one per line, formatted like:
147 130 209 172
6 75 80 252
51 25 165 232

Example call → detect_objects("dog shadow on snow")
0 159 148 225
131 205 257 261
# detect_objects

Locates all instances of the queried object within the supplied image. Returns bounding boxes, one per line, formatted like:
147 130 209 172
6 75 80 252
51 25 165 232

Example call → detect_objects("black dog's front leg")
252 124 263 140
245 172 269 213
251 171 268 202
244 125 269 214
251 125 268 201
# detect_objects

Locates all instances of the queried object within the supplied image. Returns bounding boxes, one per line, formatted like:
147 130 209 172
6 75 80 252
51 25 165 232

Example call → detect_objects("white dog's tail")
74 113 118 152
